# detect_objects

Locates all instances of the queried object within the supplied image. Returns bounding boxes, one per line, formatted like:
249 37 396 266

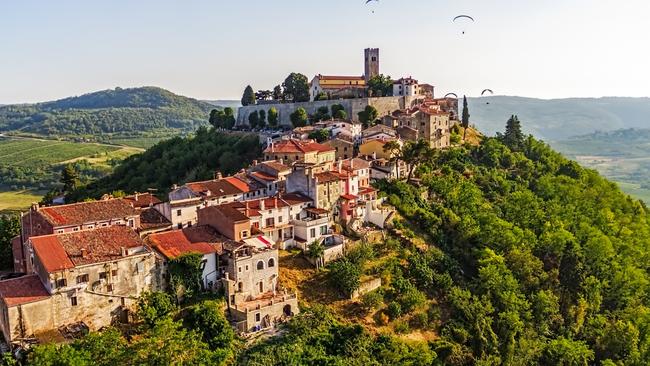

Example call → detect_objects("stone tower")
364 48 379 81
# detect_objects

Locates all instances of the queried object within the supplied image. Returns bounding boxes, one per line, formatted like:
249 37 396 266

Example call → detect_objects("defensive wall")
236 96 424 128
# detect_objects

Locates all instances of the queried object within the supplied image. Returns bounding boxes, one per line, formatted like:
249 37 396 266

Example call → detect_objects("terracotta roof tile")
316 75 365 81
264 139 335 154
0 275 50 307
37 199 138 227
139 208 172 231
314 171 341 183
186 178 246 197
124 193 161 209
148 226 220 259
31 226 147 272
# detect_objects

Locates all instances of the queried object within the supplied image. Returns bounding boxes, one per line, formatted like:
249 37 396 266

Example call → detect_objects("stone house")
220 241 298 334
385 102 451 149
361 124 398 143
324 135 355 161
0 226 157 343
309 75 366 101
16 199 141 273
263 139 336 167
123 193 172 236
247 160 292 197
286 166 342 210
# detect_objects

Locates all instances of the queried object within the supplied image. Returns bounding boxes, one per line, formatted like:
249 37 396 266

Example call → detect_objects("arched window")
256 260 265 270
268 258 275 268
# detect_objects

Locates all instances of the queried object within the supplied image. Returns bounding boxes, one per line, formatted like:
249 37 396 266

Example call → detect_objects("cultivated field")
0 138 119 167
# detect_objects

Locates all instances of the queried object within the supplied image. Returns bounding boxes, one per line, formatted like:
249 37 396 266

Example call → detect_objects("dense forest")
67 128 262 201
0 87 213 136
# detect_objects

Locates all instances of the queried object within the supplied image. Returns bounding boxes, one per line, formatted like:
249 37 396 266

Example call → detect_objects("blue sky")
2 0 650 103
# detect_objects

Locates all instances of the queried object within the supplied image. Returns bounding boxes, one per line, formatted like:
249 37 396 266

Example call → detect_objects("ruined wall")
351 277 382 299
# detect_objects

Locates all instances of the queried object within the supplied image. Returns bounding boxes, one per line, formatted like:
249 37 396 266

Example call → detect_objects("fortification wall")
236 96 423 128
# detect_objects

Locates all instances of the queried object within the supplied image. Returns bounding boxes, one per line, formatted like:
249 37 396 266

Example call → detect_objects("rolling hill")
469 96 650 140
0 87 215 137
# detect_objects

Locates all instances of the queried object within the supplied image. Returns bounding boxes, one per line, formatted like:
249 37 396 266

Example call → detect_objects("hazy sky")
2 0 650 103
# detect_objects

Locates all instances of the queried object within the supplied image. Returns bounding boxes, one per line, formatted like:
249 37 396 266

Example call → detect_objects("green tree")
402 139 434 183
258 110 266 129
541 337 594 366
282 73 310 102
185 300 235 364
28 344 92 366
268 107 279 128
222 107 235 129
168 252 204 301
328 259 361 298
331 104 347 119
308 129 330 143
0 215 19 270
306 240 325 270
313 106 330 121
248 110 260 129
272 85 283 101
61 164 79 192
461 95 470 140
290 108 308 128
136 291 177 329
241 85 255 106
383 140 403 179
367 74 393 97
358 105 379 128
500 115 525 151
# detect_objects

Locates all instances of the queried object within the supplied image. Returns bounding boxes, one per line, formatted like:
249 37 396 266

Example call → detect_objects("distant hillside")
202 100 240 110
0 87 215 136
468 96 650 140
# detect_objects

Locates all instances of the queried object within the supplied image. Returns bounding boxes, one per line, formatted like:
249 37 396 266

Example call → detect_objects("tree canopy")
282 73 310 103
241 85 255 106
367 74 394 97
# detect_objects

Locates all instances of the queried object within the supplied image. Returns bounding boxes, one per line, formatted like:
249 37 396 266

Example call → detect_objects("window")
278 216 283 223
107 284 114 292
266 218 275 227
238 266 242 273
70 296 78 306
72 227 80 232
111 269 118 277
255 313 261 322
257 260 264 270
238 282 243 292
99 272 108 280
76 274 89 284
245 265 249 271
268 258 275 267
86 225 94 229
199 259 207 271
320 225 328 235
230 295 235 304
56 278 67 288
128 219 134 227
295 214 300 220
100 222 108 227
176 209 182 217
241 230 249 238
310 228 316 238
56 229 64 234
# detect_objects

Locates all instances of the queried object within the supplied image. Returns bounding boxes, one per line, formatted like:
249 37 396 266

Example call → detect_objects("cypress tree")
503 115 525 151
461 95 470 140
241 85 255 106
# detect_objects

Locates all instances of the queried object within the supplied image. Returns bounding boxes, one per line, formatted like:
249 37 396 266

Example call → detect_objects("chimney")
134 192 139 200
214 171 223 180
81 248 88 259
260 199 265 211
279 158 283 165
274 197 278 208
120 247 127 257
338 160 343 173
372 151 377 160
351 158 354 170
271 141 275 152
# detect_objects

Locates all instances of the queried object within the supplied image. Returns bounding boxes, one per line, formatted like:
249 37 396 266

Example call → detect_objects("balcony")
291 216 329 228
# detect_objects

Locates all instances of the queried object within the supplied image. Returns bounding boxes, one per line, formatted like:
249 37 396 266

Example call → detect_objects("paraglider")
444 93 458 99
453 15 475 34
481 89 494 104
366 0 378 13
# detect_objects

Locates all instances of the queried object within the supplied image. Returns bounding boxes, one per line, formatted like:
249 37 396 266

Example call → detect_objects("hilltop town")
0 48 469 346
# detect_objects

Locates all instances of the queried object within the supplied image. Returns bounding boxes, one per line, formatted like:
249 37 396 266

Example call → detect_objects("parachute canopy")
481 89 494 96
453 15 474 34
453 15 474 22
444 93 458 99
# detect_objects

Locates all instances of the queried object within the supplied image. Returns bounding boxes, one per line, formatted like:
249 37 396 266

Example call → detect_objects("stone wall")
236 96 423 128
351 277 382 299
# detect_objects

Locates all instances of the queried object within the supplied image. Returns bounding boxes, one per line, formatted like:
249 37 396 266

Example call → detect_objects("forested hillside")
67 128 261 201
469 96 650 140
0 87 214 137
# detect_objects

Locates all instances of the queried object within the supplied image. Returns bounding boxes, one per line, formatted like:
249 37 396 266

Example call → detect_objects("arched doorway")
283 304 292 316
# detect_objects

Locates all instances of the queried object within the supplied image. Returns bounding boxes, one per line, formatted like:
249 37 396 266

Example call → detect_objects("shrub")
136 292 176 328
386 301 402 320
347 241 375 266
393 320 410 334
398 287 427 314
328 260 362 297
410 311 429 329
361 290 384 311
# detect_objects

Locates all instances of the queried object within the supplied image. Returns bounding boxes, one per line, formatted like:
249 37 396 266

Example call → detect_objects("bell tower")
364 48 379 81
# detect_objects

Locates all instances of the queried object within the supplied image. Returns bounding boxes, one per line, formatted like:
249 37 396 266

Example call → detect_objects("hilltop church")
309 48 380 101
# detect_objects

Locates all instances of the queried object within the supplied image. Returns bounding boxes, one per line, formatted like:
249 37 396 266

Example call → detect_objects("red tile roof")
316 75 365 81
139 208 172 231
0 275 50 307
209 204 251 222
341 158 371 171
37 199 138 227
31 226 146 272
250 171 277 183
264 139 335 154
124 193 161 209
314 171 341 183
259 160 291 174
186 178 246 197
148 226 219 259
